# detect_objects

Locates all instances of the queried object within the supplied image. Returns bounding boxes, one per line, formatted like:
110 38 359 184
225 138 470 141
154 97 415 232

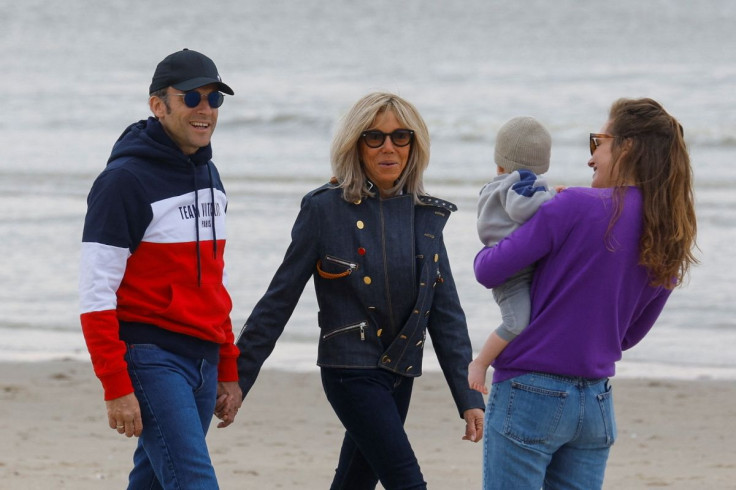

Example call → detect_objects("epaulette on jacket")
418 195 457 212
306 180 340 198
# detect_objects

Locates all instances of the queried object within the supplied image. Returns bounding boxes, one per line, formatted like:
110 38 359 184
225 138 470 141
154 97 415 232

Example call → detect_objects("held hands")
462 408 484 443
106 392 143 438
214 381 243 428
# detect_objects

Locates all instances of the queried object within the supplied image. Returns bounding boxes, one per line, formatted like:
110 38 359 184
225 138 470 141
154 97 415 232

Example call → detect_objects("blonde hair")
330 92 430 203
607 98 697 289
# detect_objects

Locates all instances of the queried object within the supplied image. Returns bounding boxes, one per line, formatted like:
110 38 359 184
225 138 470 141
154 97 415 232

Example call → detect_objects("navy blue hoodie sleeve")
82 165 152 252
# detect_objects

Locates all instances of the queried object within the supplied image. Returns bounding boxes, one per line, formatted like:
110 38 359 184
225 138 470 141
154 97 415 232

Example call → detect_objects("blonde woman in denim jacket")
235 92 485 490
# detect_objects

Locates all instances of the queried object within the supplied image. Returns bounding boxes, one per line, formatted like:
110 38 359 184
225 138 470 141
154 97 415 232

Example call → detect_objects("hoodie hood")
106 117 219 286
107 117 212 168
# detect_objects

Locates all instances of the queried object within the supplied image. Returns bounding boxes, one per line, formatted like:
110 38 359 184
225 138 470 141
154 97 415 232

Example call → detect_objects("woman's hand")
461 408 484 443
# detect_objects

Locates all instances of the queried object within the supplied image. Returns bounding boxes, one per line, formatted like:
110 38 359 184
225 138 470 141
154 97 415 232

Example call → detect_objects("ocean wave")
216 113 736 149
223 112 334 132
2 331 734 380
430 124 736 149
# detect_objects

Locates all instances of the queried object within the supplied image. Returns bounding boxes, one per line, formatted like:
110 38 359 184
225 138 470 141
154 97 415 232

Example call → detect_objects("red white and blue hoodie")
80 117 239 400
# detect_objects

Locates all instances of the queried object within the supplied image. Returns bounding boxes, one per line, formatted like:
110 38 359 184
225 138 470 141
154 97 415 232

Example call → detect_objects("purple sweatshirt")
474 186 672 383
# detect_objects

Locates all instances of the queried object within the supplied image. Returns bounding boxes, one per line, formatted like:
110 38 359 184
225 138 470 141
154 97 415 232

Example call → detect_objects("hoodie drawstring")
207 162 218 260
192 163 202 287
191 161 219 287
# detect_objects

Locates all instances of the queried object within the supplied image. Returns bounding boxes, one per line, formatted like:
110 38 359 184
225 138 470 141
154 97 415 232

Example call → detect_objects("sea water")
1 0 735 379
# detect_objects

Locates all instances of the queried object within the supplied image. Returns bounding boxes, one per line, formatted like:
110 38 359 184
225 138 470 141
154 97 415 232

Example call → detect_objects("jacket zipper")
322 321 366 341
324 255 358 271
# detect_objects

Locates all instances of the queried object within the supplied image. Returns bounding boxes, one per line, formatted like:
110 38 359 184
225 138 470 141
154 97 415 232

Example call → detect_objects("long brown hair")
607 98 697 289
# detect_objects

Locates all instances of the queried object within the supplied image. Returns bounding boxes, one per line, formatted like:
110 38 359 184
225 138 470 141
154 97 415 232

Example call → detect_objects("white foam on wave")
3 328 733 381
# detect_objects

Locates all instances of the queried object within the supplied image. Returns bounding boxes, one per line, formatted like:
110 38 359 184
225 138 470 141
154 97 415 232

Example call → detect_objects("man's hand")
214 381 242 428
461 408 484 443
106 392 143 438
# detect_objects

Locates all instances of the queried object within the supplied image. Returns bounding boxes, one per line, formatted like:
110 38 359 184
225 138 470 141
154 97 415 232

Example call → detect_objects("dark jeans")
321 368 427 490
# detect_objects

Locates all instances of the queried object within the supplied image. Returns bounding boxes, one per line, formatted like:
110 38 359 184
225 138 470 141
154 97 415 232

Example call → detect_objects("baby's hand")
468 360 489 395
554 185 567 193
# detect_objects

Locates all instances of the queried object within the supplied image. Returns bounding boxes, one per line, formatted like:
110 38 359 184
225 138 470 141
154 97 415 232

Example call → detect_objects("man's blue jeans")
321 368 427 490
125 343 219 489
483 372 616 490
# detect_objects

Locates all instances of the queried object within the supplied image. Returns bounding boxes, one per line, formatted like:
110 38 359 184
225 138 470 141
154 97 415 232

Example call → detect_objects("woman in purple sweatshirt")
474 98 697 489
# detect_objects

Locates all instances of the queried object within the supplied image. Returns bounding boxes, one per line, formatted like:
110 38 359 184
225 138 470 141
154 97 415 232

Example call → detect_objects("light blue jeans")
125 343 219 489
483 372 616 490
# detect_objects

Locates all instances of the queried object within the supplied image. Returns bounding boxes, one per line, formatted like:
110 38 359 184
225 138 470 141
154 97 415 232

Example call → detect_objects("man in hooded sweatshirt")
79 48 241 489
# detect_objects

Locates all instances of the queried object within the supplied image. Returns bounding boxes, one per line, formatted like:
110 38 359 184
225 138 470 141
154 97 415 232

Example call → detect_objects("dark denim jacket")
236 183 484 416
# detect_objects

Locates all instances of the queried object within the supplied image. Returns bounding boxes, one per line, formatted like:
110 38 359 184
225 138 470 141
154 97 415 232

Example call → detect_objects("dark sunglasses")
589 133 614 155
171 91 225 109
361 129 415 148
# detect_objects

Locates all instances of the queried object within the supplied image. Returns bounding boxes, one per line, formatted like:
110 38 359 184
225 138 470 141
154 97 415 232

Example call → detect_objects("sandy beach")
1 360 734 489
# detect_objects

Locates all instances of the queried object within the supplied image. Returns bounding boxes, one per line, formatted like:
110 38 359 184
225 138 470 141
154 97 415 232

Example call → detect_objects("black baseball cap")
149 48 234 95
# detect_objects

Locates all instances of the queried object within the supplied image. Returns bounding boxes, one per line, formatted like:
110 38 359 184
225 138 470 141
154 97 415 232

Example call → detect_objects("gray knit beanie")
494 116 552 174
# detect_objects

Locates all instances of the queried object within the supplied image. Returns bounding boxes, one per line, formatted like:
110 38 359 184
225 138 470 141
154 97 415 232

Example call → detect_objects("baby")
469 116 558 394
